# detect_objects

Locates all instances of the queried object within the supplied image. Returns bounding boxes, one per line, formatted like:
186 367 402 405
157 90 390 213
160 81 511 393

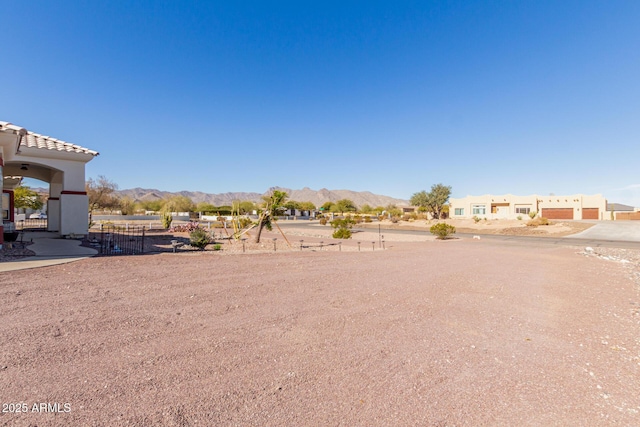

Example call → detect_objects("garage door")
541 208 573 219
582 208 599 220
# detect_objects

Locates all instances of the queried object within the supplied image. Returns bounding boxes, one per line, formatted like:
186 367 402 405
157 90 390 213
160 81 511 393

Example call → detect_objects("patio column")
48 174 63 232
60 191 89 236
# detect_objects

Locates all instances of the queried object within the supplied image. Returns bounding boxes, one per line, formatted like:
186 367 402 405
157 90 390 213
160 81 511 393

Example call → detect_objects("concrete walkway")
0 232 97 272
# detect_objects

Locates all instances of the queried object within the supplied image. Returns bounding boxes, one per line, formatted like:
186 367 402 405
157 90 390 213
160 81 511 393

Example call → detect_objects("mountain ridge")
115 187 409 208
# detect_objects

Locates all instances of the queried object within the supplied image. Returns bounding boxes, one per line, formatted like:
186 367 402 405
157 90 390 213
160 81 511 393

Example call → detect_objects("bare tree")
86 175 118 222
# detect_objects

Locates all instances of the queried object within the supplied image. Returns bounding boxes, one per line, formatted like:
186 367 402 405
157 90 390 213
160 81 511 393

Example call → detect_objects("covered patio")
1 121 99 249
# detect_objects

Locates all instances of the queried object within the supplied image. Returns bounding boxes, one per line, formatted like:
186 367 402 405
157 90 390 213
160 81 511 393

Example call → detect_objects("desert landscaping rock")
1 235 639 426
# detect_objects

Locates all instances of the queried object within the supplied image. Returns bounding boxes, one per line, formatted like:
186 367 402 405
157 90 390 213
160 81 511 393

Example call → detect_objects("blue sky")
3 1 639 205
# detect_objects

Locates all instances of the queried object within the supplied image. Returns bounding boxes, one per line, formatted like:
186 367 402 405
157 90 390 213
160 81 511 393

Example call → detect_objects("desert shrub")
527 217 550 227
319 217 328 225
517 215 522 221
390 216 400 224
353 215 363 224
212 244 222 251
402 214 412 221
364 216 372 223
529 211 537 219
330 217 355 239
189 228 211 250
332 228 352 239
473 216 481 223
430 223 456 239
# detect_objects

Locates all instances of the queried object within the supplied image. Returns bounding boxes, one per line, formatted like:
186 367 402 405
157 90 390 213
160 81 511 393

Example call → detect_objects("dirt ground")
1 232 639 426
361 218 595 237
127 218 594 255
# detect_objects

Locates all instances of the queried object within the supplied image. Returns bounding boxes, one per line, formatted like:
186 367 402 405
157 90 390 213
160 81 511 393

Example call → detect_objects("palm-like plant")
254 189 288 243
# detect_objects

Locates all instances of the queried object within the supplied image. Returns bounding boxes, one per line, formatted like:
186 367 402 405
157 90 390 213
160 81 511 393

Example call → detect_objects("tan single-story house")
449 194 608 220
1 121 99 248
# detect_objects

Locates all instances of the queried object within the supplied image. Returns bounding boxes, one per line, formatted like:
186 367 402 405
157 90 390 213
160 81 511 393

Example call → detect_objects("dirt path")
1 239 639 426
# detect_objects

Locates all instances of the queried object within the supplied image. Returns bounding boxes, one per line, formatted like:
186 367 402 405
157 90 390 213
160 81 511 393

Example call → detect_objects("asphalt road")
277 220 640 249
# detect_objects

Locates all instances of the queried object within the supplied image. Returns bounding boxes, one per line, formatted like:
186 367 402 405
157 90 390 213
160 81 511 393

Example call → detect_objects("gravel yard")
1 235 639 426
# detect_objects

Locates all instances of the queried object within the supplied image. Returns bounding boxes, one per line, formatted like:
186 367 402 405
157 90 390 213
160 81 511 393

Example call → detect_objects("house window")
515 207 531 215
472 205 486 215
454 208 464 216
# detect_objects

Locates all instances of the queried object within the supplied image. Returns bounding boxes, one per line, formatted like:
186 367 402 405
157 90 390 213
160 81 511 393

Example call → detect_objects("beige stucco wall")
449 194 538 219
536 194 607 220
449 194 608 220
60 193 89 236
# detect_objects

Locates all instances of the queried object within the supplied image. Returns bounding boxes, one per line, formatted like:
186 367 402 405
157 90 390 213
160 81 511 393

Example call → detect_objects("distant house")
1 121 98 248
449 194 608 220
607 203 640 220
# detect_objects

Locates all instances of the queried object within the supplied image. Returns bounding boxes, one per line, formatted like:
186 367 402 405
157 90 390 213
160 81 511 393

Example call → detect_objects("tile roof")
0 121 99 156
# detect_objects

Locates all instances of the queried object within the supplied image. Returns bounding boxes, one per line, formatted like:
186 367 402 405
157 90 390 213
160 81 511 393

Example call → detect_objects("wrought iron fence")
88 225 146 255
16 219 48 231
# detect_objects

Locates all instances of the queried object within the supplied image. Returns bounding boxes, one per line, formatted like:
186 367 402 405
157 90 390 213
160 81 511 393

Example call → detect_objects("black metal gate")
89 225 145 255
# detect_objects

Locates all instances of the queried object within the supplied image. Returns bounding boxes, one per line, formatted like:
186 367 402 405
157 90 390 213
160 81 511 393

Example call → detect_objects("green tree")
196 202 217 214
14 186 44 211
385 204 402 217
140 199 163 212
321 201 335 212
163 195 195 213
237 200 257 214
335 199 357 213
254 189 288 243
215 205 233 215
299 201 316 210
360 204 373 214
284 200 302 210
410 183 452 219
118 196 136 215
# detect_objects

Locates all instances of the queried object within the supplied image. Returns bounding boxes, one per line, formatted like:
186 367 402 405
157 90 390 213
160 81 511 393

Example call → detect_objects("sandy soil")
1 231 639 426
360 218 595 237
144 217 595 255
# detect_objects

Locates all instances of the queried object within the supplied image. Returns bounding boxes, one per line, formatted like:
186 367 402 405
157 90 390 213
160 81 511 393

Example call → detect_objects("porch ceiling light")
20 163 29 171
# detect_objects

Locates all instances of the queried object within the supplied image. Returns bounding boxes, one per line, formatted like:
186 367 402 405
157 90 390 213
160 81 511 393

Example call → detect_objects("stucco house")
1 121 99 248
449 194 608 221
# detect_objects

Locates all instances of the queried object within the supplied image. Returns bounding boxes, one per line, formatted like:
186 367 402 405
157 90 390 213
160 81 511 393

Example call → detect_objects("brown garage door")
541 208 574 219
582 208 599 220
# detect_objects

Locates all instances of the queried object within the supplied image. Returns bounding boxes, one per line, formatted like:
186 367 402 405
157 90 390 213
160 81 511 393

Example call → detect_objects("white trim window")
472 204 486 215
515 206 531 215
454 208 464 216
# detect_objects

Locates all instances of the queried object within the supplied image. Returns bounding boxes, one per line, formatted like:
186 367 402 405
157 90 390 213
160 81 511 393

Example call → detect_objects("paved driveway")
568 221 640 242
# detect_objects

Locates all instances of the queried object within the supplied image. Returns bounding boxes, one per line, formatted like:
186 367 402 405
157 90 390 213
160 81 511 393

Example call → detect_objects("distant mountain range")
115 187 409 208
